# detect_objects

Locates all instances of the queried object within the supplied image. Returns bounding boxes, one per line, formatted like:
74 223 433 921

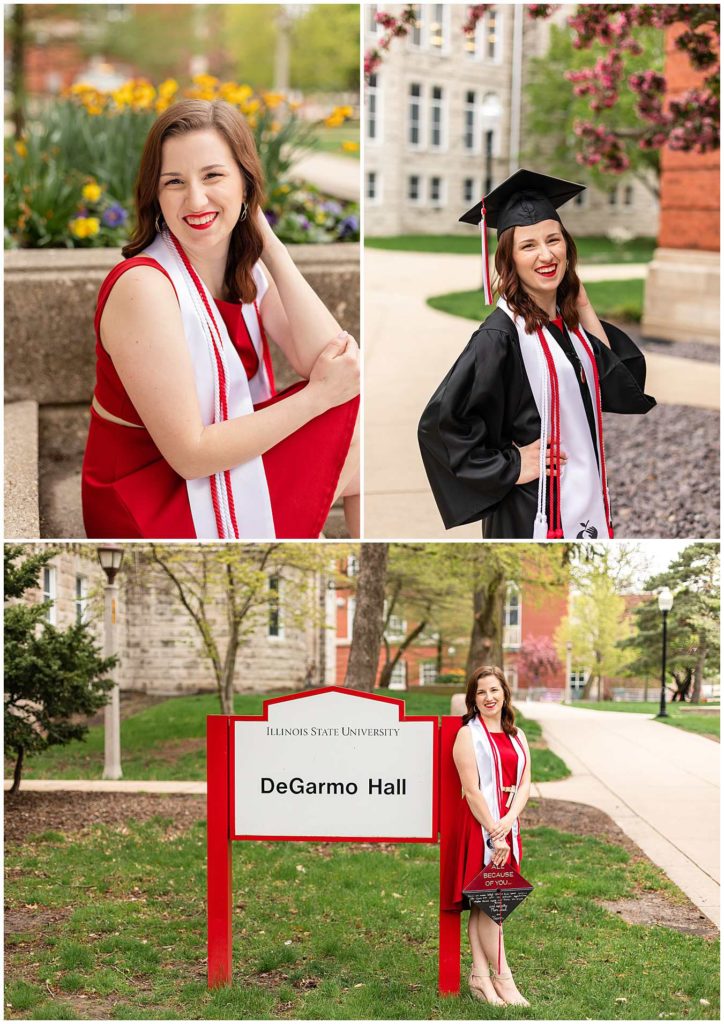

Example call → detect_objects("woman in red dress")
82 99 359 540
452 666 532 1006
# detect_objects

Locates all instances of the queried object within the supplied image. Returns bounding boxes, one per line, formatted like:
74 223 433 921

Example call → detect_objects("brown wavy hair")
494 223 582 334
122 99 265 304
461 665 518 736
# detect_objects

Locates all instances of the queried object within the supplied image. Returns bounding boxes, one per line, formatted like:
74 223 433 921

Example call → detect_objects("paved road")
364 248 720 539
520 701 720 926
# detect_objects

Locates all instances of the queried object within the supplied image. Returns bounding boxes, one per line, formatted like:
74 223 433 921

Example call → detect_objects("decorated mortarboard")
463 861 534 972
459 168 586 306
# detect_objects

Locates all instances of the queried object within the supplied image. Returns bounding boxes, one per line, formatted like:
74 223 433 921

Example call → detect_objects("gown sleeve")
588 320 656 415
418 325 521 529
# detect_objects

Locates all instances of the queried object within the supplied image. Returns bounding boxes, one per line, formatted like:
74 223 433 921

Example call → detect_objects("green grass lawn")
313 121 360 159
366 234 656 264
5 811 718 1020
9 693 570 785
575 702 720 739
427 279 644 325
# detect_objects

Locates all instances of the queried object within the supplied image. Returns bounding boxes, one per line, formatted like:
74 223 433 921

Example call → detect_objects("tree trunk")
9 746 24 796
344 544 389 692
378 620 427 688
691 645 706 704
436 634 443 674
220 618 239 715
466 574 505 674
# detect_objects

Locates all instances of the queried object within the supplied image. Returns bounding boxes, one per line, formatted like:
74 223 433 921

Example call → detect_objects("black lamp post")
656 587 674 719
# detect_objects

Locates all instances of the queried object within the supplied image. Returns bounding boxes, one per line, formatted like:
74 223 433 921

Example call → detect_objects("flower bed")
5 75 358 249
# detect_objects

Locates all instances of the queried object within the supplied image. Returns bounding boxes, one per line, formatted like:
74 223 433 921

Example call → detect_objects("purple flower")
322 200 342 216
101 203 128 228
297 215 310 230
337 214 358 238
264 209 279 227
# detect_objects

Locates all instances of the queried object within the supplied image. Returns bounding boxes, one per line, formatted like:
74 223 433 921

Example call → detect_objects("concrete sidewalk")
364 248 720 538
5 780 206 794
291 151 359 202
521 701 720 927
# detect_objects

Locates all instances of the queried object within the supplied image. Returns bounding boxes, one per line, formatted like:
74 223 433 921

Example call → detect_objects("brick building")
642 22 720 344
364 3 659 238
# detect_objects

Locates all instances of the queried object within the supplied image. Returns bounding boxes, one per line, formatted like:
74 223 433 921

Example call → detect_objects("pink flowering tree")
365 4 719 173
518 635 562 689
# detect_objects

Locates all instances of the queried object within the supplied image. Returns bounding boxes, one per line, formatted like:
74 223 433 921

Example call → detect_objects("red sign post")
206 689 464 994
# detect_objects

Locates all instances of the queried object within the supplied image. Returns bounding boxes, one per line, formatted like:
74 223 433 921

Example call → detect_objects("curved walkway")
520 701 720 926
364 248 720 538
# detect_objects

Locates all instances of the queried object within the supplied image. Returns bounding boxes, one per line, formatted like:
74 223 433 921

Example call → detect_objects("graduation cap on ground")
463 861 534 923
459 168 586 306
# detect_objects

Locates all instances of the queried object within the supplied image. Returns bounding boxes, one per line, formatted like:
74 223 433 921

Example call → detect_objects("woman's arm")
576 282 610 349
100 266 358 480
256 211 344 378
488 730 532 841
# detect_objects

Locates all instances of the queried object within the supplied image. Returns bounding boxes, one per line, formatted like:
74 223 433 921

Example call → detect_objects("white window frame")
75 574 89 624
623 184 634 206
484 8 503 64
366 72 382 145
407 3 422 48
463 177 476 204
407 81 424 150
429 175 445 208
346 597 356 640
503 582 522 649
43 566 57 625
366 170 382 205
574 190 587 208
426 3 450 55
419 661 437 686
506 664 519 695
268 574 284 640
386 614 407 641
429 84 446 151
608 187 619 207
366 3 381 38
389 660 408 690
463 89 478 154
346 555 359 577
407 174 423 205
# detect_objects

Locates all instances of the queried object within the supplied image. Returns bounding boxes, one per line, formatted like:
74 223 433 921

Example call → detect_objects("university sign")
207 687 501 993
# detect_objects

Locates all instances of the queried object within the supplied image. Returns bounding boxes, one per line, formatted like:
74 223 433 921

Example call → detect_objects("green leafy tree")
291 5 360 92
525 21 663 197
556 547 634 699
622 543 719 703
4 545 116 795
140 543 339 714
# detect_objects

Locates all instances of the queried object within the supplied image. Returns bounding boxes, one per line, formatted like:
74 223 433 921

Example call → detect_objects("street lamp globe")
97 544 124 584
657 587 674 613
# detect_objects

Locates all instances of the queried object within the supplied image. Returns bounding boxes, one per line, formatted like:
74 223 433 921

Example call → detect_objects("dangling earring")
239 202 248 223
155 212 164 233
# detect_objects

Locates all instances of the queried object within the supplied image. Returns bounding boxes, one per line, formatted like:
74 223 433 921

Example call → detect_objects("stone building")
364 3 659 238
23 544 335 696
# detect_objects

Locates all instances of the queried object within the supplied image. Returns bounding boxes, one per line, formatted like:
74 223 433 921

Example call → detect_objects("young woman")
82 99 359 540
418 169 655 539
452 666 531 1007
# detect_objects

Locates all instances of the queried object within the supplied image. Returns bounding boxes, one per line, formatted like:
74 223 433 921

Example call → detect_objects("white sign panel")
231 688 436 841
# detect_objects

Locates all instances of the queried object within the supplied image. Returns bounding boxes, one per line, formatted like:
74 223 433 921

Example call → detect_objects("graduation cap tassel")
480 199 493 307
497 888 503 975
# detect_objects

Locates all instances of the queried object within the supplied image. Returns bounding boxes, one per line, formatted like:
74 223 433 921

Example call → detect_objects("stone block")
642 248 720 344
4 400 39 538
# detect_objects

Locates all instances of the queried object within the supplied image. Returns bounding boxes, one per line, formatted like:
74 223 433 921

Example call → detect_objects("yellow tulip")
14 140 27 158
263 91 284 109
82 182 102 202
158 78 178 100
341 140 359 153
85 217 100 235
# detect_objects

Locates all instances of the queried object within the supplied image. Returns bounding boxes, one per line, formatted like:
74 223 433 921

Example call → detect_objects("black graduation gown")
418 307 656 538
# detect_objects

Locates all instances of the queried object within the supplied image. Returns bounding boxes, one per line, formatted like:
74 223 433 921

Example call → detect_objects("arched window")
503 583 521 649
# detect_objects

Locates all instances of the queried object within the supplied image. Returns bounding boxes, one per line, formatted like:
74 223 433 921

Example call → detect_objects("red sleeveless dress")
81 258 358 539
452 730 522 909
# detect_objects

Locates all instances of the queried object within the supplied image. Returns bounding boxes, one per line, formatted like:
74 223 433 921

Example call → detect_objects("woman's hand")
575 281 593 312
308 332 360 412
491 838 510 868
255 206 282 256
515 440 568 484
489 814 514 843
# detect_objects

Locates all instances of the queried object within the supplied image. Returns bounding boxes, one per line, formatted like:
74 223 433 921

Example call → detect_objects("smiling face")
511 218 567 305
475 675 506 721
157 128 245 249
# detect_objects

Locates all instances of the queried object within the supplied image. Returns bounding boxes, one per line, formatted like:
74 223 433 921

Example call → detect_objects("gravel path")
604 403 719 538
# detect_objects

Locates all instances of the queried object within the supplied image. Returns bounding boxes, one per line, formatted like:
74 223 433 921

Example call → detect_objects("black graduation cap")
459 169 586 304
463 862 533 923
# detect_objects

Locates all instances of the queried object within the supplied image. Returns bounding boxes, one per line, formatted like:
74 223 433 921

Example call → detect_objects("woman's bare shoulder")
100 263 180 349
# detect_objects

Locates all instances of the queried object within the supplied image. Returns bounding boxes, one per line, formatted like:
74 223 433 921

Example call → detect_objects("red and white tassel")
574 327 615 538
480 199 493 307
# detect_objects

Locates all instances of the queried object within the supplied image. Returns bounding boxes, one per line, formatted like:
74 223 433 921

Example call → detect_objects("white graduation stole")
497 297 608 540
468 716 525 866
144 231 275 539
